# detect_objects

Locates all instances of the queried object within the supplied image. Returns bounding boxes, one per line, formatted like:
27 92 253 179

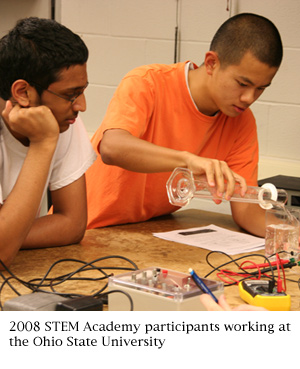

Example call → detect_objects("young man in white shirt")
0 17 96 267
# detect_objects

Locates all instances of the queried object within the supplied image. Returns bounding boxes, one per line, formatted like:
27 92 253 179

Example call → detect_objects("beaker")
265 205 300 260
166 167 288 209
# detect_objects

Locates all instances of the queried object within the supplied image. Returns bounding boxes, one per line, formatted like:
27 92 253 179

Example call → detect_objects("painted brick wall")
1 0 299 183
57 0 300 180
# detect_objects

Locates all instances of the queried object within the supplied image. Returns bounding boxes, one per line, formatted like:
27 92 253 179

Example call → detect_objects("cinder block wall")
0 0 52 38
1 0 299 213
57 0 300 180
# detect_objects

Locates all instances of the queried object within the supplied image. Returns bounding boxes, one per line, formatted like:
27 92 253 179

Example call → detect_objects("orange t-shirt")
86 62 258 229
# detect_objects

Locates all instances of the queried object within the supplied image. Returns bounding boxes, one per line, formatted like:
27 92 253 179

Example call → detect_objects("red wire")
241 259 290 269
213 254 290 297
217 271 240 284
240 260 262 279
276 253 287 292
216 266 264 285
215 258 280 286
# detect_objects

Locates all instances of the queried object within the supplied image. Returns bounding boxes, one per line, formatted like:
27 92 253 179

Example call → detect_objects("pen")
189 268 218 303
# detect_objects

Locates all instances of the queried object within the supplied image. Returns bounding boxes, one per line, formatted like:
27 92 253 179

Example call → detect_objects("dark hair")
210 13 283 68
0 17 89 100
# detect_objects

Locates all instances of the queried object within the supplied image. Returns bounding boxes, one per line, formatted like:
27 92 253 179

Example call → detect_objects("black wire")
28 273 109 286
204 251 276 285
32 256 138 291
205 251 300 290
0 260 36 290
0 255 138 311
0 271 21 296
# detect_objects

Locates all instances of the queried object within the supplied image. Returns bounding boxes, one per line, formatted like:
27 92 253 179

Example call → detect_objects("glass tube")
166 167 288 209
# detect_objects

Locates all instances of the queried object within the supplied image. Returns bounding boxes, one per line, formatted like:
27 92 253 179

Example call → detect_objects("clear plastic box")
108 267 224 311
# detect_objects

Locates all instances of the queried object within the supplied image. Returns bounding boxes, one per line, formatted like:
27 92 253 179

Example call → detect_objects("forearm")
0 141 57 266
21 212 86 249
22 176 88 249
100 129 190 173
100 129 248 196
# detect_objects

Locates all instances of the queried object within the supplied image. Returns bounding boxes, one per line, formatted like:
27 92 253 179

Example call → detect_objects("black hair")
0 17 89 100
210 13 283 68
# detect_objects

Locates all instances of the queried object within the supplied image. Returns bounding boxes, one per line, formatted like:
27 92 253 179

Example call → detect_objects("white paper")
153 224 265 255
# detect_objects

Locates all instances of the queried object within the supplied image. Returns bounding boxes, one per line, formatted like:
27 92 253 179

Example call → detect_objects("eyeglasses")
31 81 89 104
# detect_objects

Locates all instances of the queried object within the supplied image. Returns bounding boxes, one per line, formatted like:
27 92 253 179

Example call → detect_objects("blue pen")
189 268 218 303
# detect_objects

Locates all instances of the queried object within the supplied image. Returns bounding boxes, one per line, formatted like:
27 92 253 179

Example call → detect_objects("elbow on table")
69 214 88 244
0 246 17 270
71 226 86 245
62 219 86 246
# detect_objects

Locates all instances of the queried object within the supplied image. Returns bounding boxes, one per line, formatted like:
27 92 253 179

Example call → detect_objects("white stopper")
258 183 278 209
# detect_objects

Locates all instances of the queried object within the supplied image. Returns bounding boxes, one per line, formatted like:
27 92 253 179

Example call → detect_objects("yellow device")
239 280 291 311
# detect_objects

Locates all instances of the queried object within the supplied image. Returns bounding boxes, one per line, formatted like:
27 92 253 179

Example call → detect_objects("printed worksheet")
153 224 265 255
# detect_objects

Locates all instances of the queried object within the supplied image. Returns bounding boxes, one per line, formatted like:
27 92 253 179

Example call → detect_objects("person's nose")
72 93 86 112
240 88 258 106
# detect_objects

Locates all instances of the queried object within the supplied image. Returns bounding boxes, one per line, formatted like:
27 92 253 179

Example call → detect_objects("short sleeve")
49 117 96 191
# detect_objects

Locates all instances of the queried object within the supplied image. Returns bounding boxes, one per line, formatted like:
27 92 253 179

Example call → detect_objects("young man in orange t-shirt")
86 13 282 237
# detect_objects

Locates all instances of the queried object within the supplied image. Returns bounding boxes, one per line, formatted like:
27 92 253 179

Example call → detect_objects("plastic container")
265 205 300 259
108 267 224 311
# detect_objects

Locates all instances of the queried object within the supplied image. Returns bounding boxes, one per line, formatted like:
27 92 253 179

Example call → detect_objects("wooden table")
1 209 299 310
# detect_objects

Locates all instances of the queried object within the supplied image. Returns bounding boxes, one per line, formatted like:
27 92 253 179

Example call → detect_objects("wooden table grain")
1 209 299 310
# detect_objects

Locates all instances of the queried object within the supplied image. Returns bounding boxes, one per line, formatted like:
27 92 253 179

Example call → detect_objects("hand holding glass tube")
166 167 288 209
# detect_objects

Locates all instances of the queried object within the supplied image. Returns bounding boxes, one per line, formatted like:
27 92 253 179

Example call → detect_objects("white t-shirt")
0 116 96 215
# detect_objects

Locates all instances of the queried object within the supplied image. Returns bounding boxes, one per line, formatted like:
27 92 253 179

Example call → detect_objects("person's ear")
204 51 220 75
10 80 36 107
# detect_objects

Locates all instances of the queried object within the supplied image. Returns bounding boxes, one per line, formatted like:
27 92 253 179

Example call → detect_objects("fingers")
216 294 233 310
199 294 223 311
1 100 14 120
232 304 267 311
212 161 243 201
232 172 247 197
200 293 267 311
199 294 232 311
2 101 59 143
187 155 247 201
199 159 237 200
